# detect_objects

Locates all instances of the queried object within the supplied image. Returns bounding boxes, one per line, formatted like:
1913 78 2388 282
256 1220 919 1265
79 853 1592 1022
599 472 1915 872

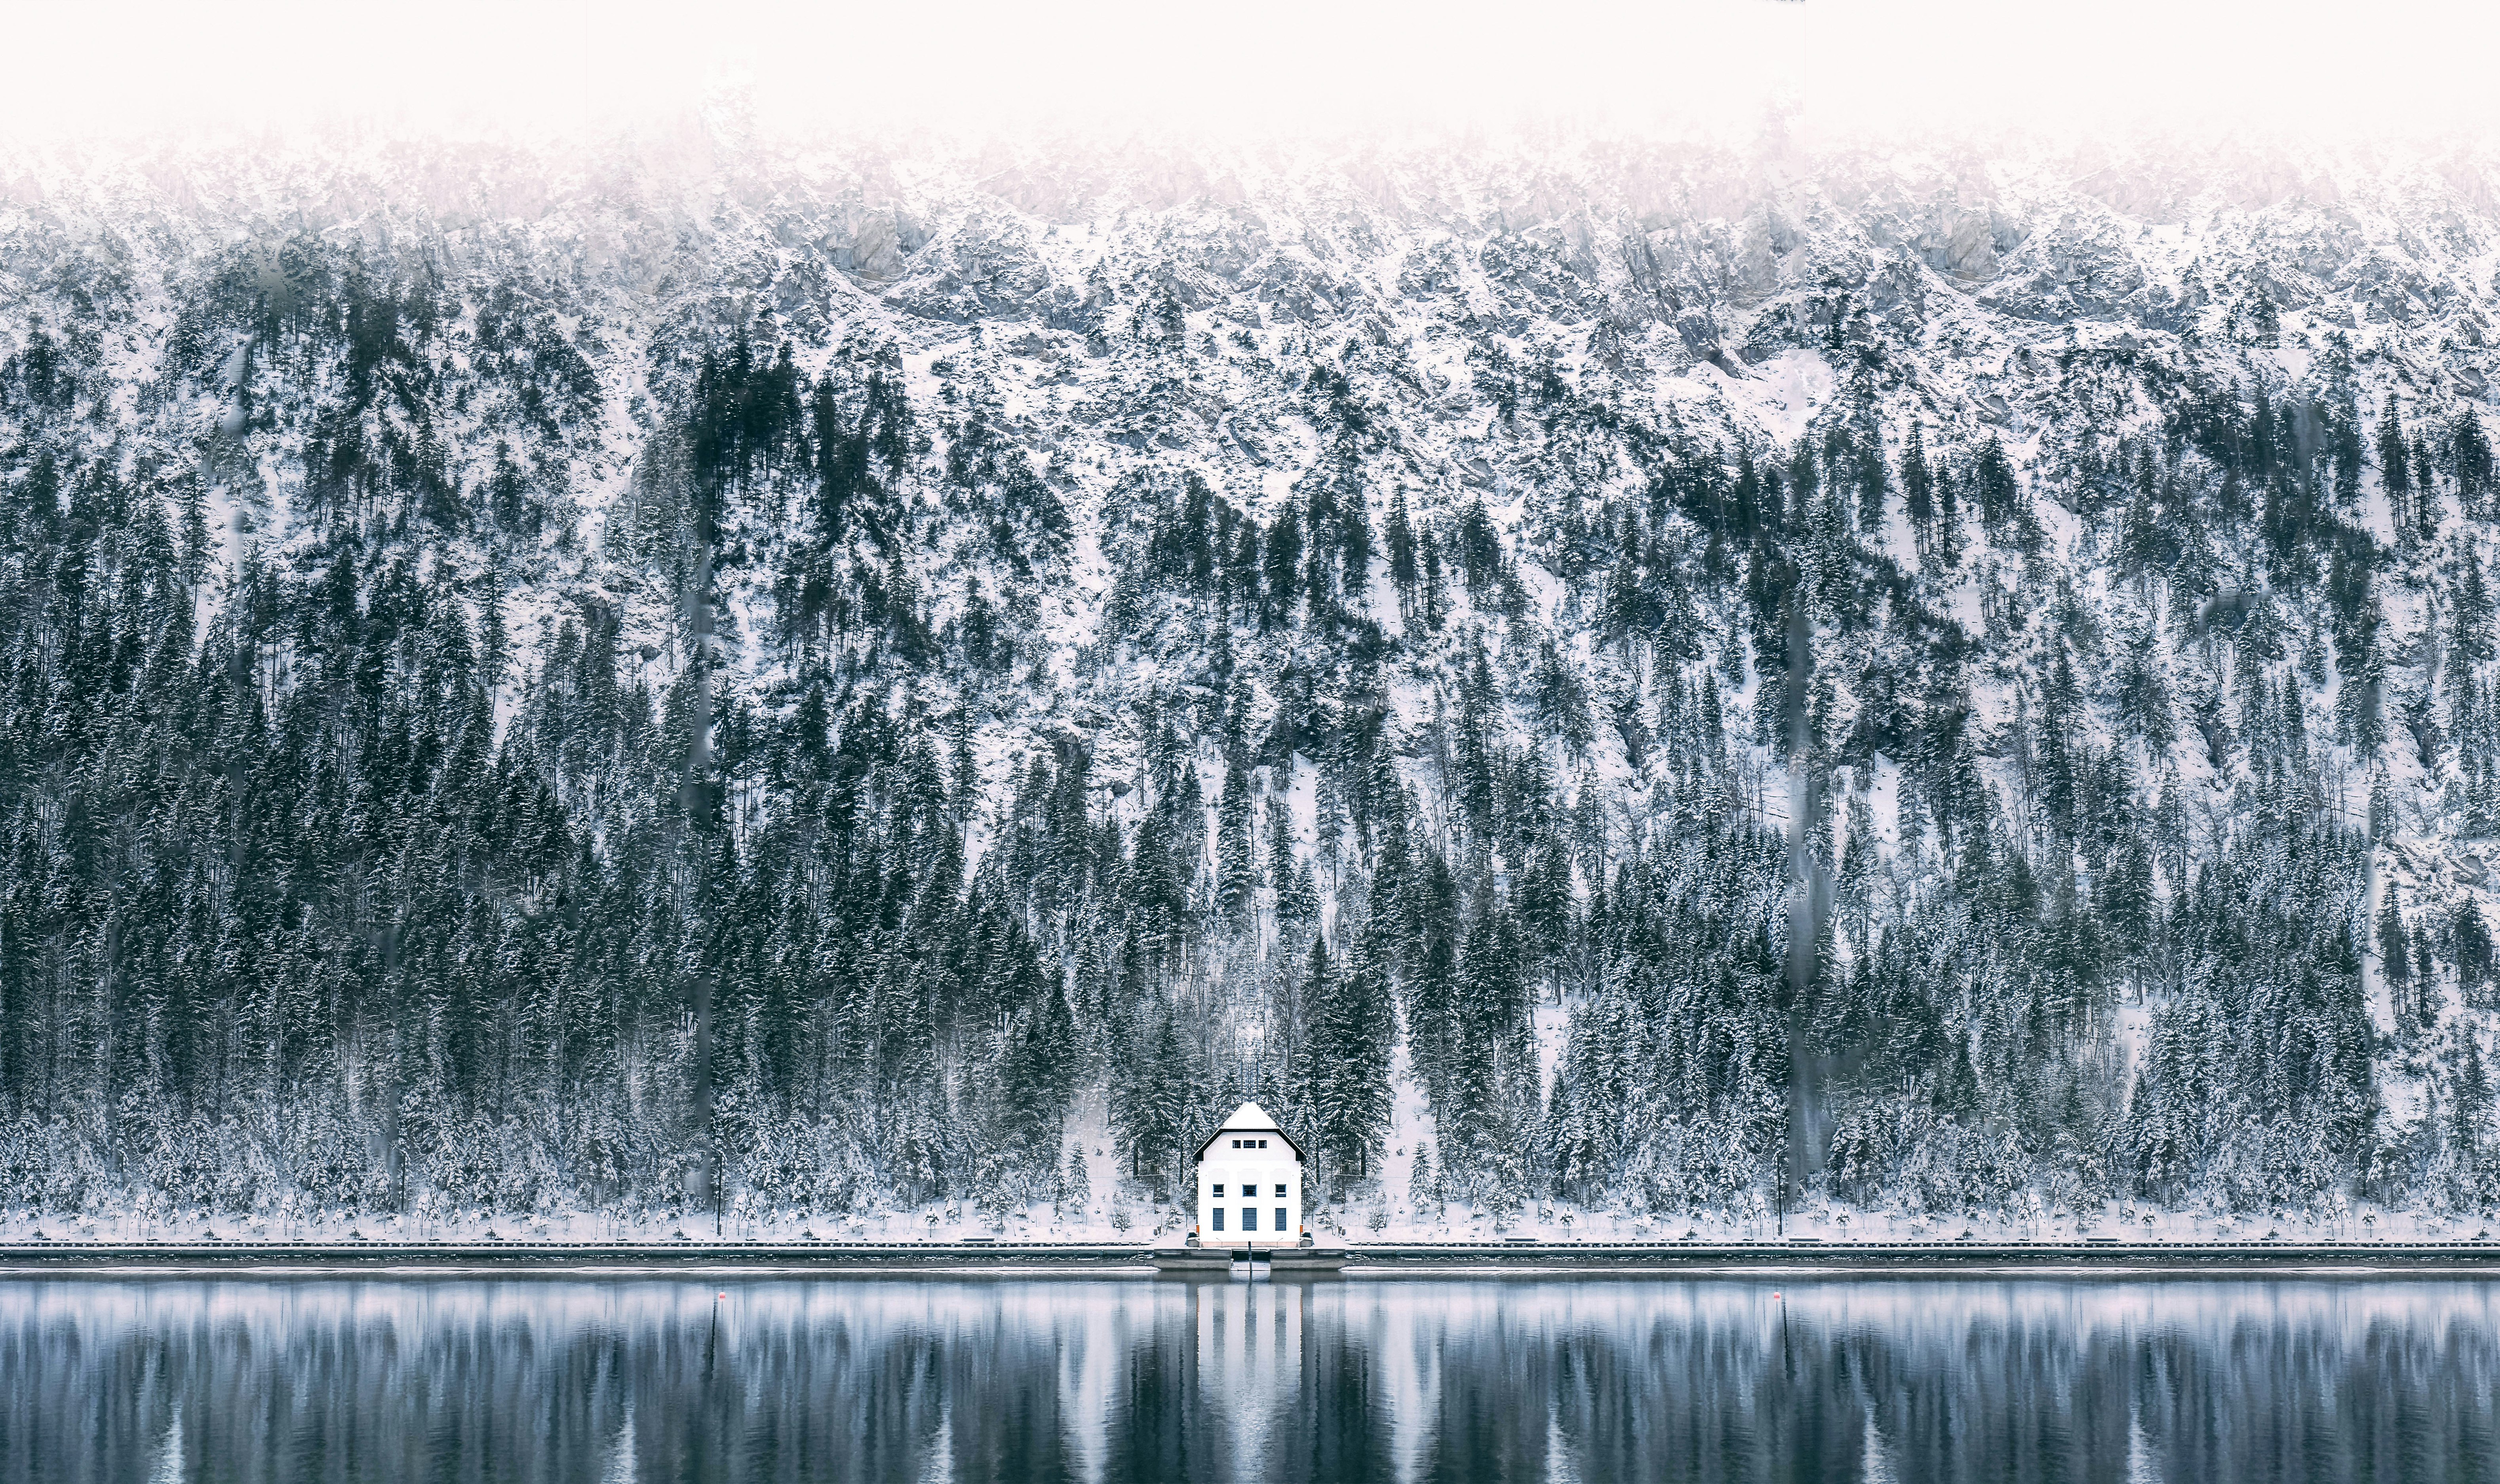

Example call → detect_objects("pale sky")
8 0 2495 143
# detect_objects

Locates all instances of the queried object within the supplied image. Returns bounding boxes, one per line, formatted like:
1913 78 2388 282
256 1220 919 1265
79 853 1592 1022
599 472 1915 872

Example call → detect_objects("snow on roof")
1196 1103 1301 1161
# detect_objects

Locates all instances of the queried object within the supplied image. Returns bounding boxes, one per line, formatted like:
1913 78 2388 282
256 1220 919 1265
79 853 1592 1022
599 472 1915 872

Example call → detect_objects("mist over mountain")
7 124 2500 1238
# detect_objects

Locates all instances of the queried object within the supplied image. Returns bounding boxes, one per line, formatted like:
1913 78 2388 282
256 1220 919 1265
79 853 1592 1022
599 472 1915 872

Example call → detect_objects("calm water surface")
1 1275 2495 1482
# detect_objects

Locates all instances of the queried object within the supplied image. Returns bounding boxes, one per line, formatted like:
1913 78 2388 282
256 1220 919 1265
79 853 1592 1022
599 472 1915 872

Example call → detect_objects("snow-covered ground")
0 1199 2464 1246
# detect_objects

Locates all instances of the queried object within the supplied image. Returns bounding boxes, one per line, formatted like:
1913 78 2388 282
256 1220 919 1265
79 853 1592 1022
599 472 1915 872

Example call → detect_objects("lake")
1 1275 2494 1481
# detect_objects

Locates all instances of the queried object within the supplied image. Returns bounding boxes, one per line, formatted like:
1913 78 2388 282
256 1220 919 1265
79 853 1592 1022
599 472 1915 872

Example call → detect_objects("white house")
1194 1102 1302 1247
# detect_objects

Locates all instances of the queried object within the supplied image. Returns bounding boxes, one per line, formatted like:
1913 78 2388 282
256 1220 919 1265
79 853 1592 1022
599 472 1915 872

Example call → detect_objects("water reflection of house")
1195 1278 1305 1471
1193 1102 1303 1247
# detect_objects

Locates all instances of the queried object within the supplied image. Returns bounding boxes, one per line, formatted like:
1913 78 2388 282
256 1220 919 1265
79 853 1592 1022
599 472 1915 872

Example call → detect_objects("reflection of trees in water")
7 1280 2498 1482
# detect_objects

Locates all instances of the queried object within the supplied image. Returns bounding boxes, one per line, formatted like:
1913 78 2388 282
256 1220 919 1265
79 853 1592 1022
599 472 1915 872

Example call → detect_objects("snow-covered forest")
4 124 2499 1240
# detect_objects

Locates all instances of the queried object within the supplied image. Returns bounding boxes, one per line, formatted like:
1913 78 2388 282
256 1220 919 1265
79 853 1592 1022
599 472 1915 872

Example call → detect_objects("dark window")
1212 1210 1225 1231
1258 1139 1268 1148
1243 1208 1258 1231
1277 1208 1288 1231
1273 1184 1287 1196
1213 1184 1225 1197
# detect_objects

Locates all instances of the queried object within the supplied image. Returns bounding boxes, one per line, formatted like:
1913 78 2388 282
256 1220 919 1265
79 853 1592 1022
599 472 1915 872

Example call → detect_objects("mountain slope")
5 127 2499 1239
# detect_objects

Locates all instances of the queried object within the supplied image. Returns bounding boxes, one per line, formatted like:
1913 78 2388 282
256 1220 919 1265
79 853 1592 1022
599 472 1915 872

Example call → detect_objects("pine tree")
1218 764 1256 921
1114 1007 1193 1182
1408 1141 1441 1220
1314 770 1347 883
2381 399 2412 508
2456 902 2494 998
1404 848 1463 1105
1900 423 1933 537
1337 484 1373 594
1975 433 2021 537
2451 1028 2492 1153
1935 463 1960 566
1385 488 1418 598
1450 906 1529 1179
2246 286 2281 347
1266 802 1298 903
1061 1144 1090 1219
1262 505 1302 623
1279 860 1320 926
2458 414 2497 515
1855 440 1887 534
1303 924 1395 1184
2381 884 2415 1028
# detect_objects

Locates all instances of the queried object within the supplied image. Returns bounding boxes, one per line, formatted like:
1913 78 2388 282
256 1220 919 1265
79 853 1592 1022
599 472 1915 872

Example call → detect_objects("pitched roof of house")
1195 1101 1303 1161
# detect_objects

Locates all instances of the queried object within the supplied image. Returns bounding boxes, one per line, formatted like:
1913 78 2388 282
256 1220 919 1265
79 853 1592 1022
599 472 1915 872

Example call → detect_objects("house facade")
1194 1102 1302 1247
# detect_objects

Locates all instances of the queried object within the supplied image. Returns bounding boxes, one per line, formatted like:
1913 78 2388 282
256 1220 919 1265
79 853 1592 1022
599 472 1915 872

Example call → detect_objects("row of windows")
1210 1209 1290 1232
1229 1138 1271 1149
1210 1184 1288 1197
